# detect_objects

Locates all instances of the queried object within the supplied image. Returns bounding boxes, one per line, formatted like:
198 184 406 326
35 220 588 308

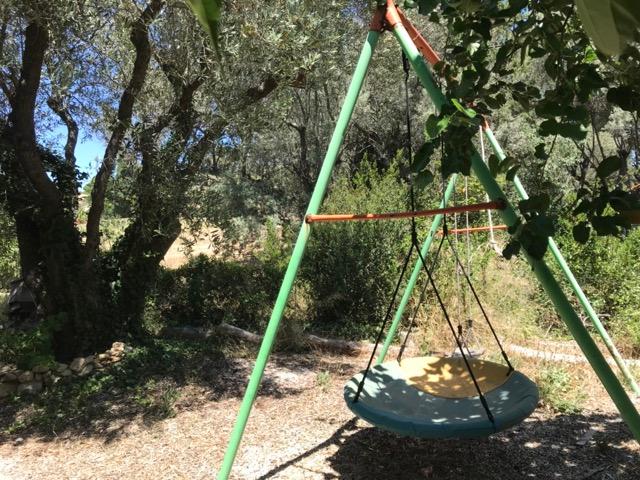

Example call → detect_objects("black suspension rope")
443 229 514 373
413 239 495 424
397 228 446 363
353 241 415 403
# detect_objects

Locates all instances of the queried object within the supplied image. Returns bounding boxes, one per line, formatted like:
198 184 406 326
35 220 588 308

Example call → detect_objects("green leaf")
425 114 450 139
186 0 222 50
607 86 640 112
576 0 640 56
488 154 500 177
412 142 434 173
573 222 591 243
418 0 439 15
415 170 435 189
534 143 549 160
556 122 588 140
591 215 619 235
596 155 622 178
451 98 476 118
502 240 521 259
519 193 551 214
506 165 520 181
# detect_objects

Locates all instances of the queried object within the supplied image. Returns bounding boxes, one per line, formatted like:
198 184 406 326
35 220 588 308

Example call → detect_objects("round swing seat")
344 356 539 439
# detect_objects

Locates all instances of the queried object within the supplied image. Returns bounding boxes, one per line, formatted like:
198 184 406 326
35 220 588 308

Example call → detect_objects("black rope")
443 228 514 373
353 241 415 403
413 238 495 424
397 229 446 363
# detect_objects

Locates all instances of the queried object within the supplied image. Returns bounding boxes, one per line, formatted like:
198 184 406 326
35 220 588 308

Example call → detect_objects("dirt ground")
0 347 638 480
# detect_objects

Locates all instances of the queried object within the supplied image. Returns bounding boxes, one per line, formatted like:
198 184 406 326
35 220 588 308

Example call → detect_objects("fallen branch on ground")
160 323 366 355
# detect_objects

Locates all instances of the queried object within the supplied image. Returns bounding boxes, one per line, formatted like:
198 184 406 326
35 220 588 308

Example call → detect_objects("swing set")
217 3 640 478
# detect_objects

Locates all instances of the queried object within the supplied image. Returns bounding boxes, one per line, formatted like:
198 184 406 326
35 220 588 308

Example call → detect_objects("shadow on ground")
259 413 638 480
0 337 332 444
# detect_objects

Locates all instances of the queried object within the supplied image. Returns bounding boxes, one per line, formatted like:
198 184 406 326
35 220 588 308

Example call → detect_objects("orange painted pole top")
396 7 441 66
305 200 505 224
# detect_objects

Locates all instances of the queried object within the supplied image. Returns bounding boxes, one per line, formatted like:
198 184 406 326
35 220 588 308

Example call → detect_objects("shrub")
537 364 586 414
0 206 19 288
152 255 283 331
302 157 412 339
552 217 640 355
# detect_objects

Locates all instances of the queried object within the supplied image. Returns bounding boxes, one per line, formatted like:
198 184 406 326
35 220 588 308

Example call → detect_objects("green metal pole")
216 30 380 480
483 128 640 396
391 20 640 441
376 174 458 364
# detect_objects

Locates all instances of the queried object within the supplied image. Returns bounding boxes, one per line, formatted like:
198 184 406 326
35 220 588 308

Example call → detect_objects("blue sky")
51 125 105 180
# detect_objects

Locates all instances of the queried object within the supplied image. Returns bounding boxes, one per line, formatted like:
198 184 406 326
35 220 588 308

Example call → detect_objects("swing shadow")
256 411 638 480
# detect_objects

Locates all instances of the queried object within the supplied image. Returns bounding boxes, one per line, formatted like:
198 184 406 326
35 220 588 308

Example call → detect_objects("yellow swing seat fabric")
344 356 538 439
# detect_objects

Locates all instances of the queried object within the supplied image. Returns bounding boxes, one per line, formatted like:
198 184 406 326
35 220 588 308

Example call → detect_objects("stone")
43 373 60 386
84 355 95 364
55 363 68 373
34 373 43 382
78 364 94 376
69 357 86 372
32 364 50 374
17 381 43 395
17 371 34 383
111 341 125 352
0 383 17 397
97 353 110 361
59 369 72 377
2 372 18 382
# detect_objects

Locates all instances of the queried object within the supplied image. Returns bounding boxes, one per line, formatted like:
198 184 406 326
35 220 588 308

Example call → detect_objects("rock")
59 369 72 377
84 355 95 364
0 383 17 398
2 372 18 382
32 364 50 374
97 353 110 361
34 373 43 382
43 373 60 386
69 357 86 372
111 341 125 352
18 371 34 383
78 364 94 376
17 381 43 395
55 363 68 373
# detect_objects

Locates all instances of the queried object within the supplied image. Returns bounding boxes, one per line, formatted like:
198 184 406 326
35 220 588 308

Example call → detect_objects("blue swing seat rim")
344 357 539 439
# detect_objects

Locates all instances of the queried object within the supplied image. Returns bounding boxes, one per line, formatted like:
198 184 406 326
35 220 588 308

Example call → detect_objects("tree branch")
8 21 60 208
47 95 78 166
85 0 164 261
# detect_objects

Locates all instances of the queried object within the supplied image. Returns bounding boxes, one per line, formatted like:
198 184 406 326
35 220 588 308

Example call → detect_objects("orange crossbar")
305 200 505 224
439 225 508 235
397 8 441 66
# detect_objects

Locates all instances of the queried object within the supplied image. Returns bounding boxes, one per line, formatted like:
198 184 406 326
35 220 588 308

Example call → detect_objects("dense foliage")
0 0 639 362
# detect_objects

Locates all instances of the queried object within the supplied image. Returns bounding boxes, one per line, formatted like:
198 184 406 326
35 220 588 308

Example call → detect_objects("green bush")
537 364 586 414
0 314 63 369
302 157 413 339
0 206 19 288
552 217 640 355
152 254 283 331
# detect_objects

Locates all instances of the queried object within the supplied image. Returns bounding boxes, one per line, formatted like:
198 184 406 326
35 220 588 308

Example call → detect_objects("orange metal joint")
369 6 386 32
384 0 402 29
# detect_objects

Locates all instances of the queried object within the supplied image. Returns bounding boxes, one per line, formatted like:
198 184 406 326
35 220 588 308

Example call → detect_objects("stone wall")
0 341 129 398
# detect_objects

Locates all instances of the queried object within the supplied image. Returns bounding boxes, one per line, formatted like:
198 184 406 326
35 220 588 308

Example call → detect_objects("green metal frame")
217 14 640 480
389 21 640 439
